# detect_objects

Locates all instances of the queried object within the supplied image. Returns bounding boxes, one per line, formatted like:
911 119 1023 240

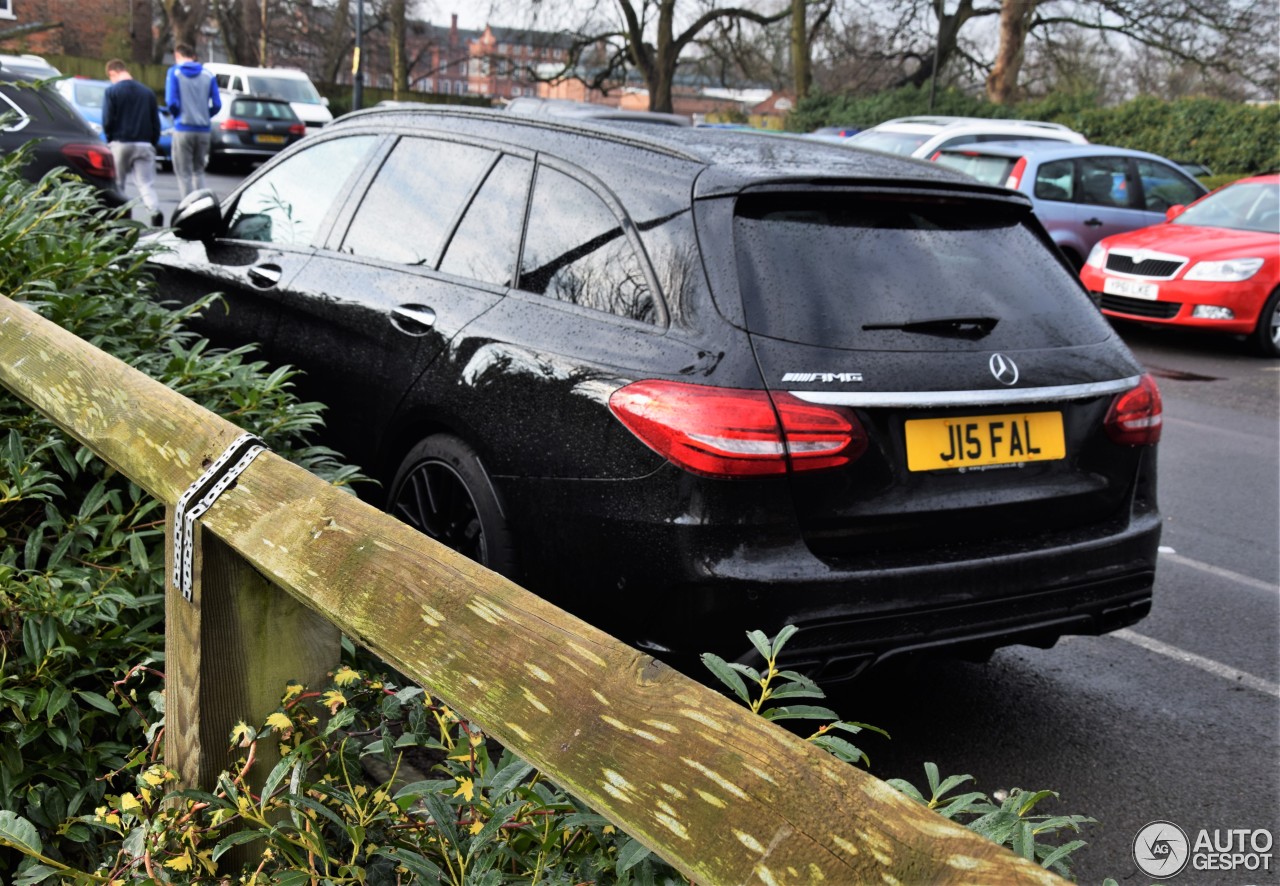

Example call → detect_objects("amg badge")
782 372 864 383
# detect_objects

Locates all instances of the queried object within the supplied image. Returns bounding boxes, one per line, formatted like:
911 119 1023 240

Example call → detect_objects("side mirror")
321 96 330 107
171 189 222 241
1165 204 1186 222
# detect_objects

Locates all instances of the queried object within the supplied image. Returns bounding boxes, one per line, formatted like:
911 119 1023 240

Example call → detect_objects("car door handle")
1084 217 1104 227
391 304 437 336
248 263 282 287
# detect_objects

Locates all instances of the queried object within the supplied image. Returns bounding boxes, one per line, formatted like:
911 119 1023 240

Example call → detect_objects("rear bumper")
501 453 1161 677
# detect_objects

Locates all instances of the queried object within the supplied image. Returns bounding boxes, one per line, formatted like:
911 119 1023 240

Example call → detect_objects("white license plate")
1103 276 1159 300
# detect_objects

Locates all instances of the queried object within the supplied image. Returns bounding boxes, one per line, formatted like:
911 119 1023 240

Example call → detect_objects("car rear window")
733 192 1112 352
231 98 295 120
933 150 1017 186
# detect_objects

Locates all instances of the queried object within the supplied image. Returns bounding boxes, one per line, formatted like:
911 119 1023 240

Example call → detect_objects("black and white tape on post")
172 433 268 602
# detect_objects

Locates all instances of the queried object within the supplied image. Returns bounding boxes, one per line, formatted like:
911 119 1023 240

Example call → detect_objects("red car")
1080 174 1280 357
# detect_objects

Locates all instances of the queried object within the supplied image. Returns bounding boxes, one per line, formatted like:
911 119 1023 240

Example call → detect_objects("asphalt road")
827 326 1279 886
130 167 1278 885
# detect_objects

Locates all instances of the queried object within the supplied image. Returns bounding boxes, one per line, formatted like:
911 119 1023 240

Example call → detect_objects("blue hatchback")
933 141 1207 269
54 76 173 165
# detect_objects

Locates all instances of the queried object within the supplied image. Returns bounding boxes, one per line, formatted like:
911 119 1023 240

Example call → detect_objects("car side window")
1033 159 1074 202
1077 156 1135 208
518 165 657 323
227 135 377 245
438 154 532 287
342 137 495 266
1136 159 1202 211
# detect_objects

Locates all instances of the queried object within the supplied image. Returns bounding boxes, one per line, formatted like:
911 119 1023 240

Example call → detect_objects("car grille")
1104 252 1186 279
1100 294 1182 319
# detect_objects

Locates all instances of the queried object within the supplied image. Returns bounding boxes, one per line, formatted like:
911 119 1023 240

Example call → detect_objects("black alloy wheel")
388 435 517 576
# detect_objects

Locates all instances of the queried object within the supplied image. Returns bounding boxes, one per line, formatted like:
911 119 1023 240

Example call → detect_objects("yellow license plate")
255 134 286 144
905 411 1065 471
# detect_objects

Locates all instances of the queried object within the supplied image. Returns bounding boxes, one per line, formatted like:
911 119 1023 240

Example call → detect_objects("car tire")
1251 287 1280 358
387 435 518 578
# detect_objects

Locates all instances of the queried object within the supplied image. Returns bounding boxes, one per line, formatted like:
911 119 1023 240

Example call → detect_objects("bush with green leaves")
0 154 1100 882
0 149 361 875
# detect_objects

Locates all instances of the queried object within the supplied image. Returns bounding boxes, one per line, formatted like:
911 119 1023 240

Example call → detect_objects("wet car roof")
335 105 1014 199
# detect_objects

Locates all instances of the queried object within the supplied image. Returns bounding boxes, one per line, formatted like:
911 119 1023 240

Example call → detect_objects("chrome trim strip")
789 376 1142 408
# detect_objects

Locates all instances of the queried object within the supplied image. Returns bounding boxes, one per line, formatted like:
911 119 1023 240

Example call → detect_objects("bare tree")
390 0 407 97
161 0 210 49
791 0 835 98
532 0 792 113
212 0 263 64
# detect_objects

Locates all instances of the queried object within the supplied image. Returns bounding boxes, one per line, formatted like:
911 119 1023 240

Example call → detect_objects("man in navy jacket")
165 43 221 198
103 59 163 225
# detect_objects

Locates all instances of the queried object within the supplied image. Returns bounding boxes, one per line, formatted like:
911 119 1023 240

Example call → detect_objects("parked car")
846 115 1087 159
203 63 332 131
148 107 1161 678
933 141 1208 269
0 53 61 81
810 124 863 138
1080 174 1280 357
53 75 173 165
209 94 306 171
0 69 125 205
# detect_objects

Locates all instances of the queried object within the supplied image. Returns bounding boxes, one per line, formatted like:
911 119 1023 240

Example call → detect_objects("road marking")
1159 549 1279 594
1111 629 1280 699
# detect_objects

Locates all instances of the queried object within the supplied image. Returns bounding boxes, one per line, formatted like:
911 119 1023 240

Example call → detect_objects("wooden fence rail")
0 293 1063 884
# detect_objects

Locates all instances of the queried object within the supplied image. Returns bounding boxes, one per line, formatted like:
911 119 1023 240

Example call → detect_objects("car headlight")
1184 258 1264 282
1085 243 1107 269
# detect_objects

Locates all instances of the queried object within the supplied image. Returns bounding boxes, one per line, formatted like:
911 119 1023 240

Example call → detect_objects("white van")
203 63 332 131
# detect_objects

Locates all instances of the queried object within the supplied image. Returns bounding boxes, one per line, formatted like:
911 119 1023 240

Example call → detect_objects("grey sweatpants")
172 130 212 199
109 141 160 213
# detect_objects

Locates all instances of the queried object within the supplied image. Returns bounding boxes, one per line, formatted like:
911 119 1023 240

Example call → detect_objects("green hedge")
792 85 1280 176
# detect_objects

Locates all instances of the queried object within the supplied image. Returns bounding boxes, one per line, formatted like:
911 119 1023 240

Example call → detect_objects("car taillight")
288 123 306 136
608 380 866 478
1104 374 1162 446
221 118 251 131
1004 156 1027 190
60 143 115 181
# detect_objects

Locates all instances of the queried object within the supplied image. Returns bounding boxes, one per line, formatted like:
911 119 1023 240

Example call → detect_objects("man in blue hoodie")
165 43 221 198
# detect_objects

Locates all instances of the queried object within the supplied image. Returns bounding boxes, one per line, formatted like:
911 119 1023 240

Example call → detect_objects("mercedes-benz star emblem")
989 353 1019 386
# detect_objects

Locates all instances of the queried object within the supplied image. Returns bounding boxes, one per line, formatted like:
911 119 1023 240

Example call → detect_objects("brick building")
0 0 154 62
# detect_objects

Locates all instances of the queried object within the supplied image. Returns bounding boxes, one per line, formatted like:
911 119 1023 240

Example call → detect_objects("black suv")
0 67 125 205
150 107 1162 677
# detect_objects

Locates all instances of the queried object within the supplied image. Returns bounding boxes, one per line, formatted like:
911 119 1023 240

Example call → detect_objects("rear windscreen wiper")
862 315 999 339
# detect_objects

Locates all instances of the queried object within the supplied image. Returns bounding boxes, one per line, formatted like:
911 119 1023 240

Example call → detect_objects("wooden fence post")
164 508 338 793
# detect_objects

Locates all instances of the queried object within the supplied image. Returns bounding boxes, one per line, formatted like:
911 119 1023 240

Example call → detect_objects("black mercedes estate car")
150 107 1162 678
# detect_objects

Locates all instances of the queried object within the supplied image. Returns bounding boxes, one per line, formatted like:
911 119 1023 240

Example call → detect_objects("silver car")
934 140 1207 269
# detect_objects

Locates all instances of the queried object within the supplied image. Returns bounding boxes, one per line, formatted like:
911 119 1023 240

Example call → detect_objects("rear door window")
438 154 532 287
518 164 658 323
732 193 1112 352
341 137 495 267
